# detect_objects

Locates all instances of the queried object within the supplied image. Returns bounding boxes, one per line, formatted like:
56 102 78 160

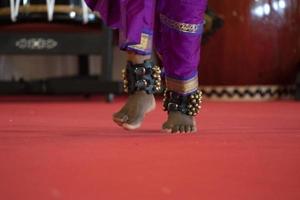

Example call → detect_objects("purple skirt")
85 0 207 94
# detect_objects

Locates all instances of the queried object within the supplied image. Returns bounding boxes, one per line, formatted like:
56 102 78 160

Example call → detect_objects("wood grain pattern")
199 0 300 85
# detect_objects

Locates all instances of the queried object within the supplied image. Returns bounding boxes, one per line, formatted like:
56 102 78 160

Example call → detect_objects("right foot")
162 111 197 133
113 91 156 130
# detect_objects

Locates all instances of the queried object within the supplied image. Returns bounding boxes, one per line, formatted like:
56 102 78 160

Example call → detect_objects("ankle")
134 91 154 97
127 51 151 64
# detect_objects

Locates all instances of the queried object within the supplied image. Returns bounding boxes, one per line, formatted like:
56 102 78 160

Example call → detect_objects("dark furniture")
0 21 122 101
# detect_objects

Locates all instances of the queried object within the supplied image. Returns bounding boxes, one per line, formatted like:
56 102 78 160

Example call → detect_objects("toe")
162 121 173 132
113 112 128 124
126 113 144 125
113 111 124 119
179 125 185 133
185 125 191 133
172 125 180 133
122 113 144 130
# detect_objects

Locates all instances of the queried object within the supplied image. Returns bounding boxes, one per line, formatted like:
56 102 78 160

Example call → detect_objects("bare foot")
113 91 156 130
162 111 197 133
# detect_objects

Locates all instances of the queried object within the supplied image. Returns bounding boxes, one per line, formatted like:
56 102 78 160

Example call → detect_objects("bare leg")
155 0 207 133
113 52 156 130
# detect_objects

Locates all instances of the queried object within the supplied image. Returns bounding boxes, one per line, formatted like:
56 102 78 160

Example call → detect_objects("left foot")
162 111 197 133
113 91 156 130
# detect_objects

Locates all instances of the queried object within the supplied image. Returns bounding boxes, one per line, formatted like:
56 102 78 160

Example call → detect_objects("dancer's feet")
113 91 156 130
162 111 197 133
162 90 201 133
113 51 157 130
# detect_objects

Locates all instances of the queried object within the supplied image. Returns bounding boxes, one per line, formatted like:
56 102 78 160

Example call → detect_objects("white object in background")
81 0 89 24
9 0 21 22
46 0 56 21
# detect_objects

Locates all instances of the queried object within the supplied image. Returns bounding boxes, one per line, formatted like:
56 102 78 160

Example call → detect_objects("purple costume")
85 0 207 94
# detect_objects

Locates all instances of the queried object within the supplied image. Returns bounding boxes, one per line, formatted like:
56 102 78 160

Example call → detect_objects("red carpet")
0 96 300 200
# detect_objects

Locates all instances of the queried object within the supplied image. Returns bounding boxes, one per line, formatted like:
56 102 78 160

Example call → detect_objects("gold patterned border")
166 75 199 94
127 32 152 54
160 14 203 34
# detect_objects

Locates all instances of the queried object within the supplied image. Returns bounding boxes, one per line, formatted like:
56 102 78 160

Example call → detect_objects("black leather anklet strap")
122 60 162 94
163 90 202 116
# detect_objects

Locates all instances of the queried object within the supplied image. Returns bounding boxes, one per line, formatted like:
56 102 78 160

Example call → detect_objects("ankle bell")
163 89 202 116
122 60 162 94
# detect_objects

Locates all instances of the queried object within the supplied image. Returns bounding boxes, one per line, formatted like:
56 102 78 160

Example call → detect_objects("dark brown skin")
162 111 196 133
113 92 196 133
113 52 197 133
113 91 155 130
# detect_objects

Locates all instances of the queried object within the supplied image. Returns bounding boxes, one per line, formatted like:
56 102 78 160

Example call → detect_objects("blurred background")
1 2 300 199
0 0 299 100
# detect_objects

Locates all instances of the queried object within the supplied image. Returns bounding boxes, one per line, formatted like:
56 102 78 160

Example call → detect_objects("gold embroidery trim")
166 76 199 94
160 14 202 34
128 33 152 53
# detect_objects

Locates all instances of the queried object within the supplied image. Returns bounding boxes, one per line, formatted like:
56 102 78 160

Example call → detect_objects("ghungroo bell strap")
163 89 202 116
122 60 162 94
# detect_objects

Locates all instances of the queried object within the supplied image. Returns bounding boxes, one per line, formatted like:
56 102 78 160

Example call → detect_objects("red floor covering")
0 96 300 200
